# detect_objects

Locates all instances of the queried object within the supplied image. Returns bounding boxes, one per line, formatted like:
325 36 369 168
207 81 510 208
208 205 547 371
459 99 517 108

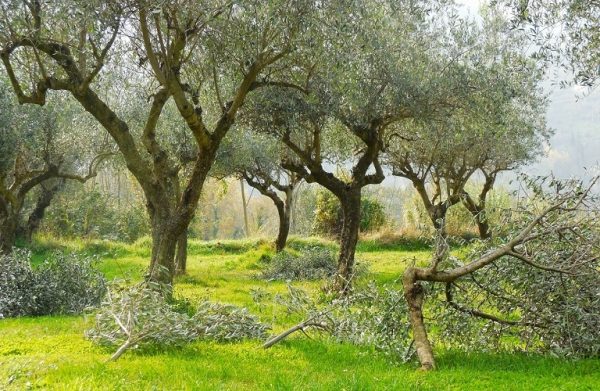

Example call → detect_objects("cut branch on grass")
263 316 330 349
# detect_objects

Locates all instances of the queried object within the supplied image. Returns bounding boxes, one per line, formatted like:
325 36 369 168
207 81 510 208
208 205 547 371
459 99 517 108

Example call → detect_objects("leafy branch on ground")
86 281 269 361
0 249 106 318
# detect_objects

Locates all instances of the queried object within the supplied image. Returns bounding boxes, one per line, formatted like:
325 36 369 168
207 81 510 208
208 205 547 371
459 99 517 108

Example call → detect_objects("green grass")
2 237 599 390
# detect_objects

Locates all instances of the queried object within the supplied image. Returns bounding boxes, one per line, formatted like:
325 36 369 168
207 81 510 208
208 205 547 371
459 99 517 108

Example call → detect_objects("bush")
86 282 269 360
0 249 106 318
0 249 37 317
42 185 149 242
313 190 386 238
261 247 338 281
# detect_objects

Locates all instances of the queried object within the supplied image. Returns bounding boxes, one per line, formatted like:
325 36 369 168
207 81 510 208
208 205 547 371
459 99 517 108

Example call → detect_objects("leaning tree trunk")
403 267 436 370
333 189 361 294
175 229 188 275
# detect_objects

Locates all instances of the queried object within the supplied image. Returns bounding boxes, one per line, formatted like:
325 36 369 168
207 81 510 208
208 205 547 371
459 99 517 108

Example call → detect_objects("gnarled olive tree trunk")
242 173 299 253
333 189 362 293
25 181 63 242
175 229 188 275
274 198 292 253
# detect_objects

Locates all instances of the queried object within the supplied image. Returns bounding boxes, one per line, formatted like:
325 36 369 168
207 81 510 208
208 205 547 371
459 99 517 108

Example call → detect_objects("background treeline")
28 166 511 243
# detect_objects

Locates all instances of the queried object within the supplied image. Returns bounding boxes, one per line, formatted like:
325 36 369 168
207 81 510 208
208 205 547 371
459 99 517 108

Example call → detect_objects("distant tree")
215 131 301 252
0 0 314 285
387 13 549 239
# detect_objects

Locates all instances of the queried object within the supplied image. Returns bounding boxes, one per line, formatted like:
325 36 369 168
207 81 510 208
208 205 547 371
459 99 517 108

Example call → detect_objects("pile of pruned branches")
86 282 269 361
0 250 106 318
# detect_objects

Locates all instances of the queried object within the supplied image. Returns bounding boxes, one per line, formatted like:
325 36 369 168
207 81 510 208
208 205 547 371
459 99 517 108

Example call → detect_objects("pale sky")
455 0 600 180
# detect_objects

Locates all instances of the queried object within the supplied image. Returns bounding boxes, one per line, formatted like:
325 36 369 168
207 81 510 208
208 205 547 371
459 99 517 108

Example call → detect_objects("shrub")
0 249 37 317
86 282 269 361
0 249 106 318
313 190 387 238
42 185 149 242
261 247 338 281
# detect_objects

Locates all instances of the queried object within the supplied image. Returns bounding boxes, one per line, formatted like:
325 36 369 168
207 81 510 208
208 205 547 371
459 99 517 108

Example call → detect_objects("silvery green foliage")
261 247 338 281
430 175 600 358
271 284 413 362
495 0 600 87
331 283 414 362
86 282 269 358
0 250 106 318
86 283 197 350
0 249 37 318
432 257 600 358
193 301 269 342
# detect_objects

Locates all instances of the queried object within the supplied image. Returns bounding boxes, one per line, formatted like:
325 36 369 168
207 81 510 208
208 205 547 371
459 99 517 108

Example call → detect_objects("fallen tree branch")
263 316 329 349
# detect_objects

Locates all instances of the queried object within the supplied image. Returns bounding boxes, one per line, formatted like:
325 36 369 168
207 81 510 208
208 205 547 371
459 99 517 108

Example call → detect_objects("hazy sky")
456 0 600 180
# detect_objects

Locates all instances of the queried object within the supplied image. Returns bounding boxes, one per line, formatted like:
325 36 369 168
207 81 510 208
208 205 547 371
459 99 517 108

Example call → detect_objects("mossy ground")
1 236 598 390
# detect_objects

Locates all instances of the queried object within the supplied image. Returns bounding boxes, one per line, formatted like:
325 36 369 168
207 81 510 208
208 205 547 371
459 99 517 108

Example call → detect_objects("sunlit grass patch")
2 237 599 390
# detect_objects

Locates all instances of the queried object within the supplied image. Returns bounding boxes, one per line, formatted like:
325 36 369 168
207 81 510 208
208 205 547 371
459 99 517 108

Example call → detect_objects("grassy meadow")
1 236 599 390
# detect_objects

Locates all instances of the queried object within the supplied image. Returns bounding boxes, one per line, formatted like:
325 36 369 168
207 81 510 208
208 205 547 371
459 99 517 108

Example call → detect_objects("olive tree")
245 0 466 293
403 176 600 370
494 0 600 87
0 0 315 285
387 12 549 239
216 130 300 252
0 82 111 253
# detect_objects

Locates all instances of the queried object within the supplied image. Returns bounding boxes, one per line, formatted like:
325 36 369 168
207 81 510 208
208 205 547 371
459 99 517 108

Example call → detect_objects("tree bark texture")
274 188 294 252
403 267 436 370
175 229 188 275
0 213 18 254
333 189 362 294
25 181 62 242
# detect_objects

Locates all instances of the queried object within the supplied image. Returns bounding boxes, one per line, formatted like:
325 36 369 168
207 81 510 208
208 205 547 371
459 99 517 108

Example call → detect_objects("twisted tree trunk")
0 214 18 254
274 187 294 253
462 197 492 239
274 200 291 253
25 181 63 242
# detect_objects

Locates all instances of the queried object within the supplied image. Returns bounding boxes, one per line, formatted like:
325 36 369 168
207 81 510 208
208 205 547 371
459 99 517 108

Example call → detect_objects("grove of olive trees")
0 0 598 388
